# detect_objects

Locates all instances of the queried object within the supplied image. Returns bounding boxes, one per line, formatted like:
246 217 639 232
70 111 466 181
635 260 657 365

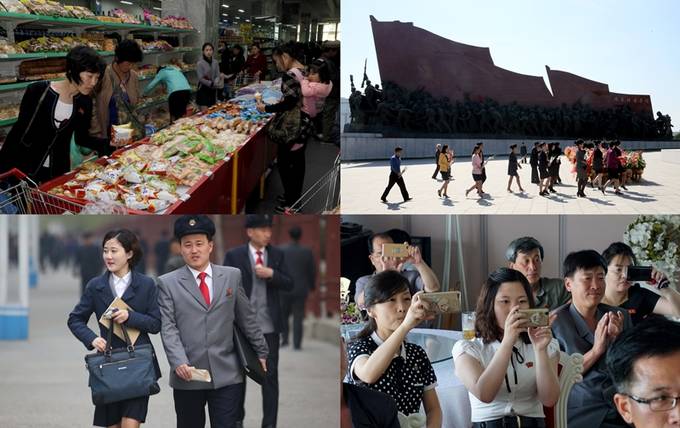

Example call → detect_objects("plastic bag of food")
112 123 134 147
1 0 30 13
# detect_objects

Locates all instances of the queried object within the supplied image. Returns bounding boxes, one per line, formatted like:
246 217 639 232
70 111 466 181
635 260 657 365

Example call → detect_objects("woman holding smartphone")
453 268 559 428
601 242 680 325
68 229 161 428
346 270 442 428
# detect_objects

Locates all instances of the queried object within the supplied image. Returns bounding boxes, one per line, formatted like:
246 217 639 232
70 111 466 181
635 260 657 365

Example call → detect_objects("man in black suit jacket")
223 215 293 428
280 226 316 350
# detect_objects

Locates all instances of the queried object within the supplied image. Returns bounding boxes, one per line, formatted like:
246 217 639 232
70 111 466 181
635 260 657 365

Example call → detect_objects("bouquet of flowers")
624 151 646 170
624 216 680 283
563 146 578 174
340 277 363 325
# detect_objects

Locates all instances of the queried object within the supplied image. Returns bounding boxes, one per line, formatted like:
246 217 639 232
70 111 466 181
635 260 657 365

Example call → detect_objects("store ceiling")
218 0 339 24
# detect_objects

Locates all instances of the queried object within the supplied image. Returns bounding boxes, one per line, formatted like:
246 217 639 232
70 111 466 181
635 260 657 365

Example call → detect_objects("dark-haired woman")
465 144 484 198
437 145 453 198
68 229 161 428
91 40 144 141
453 268 559 428
256 43 312 213
0 46 112 184
142 58 191 122
507 144 524 193
601 242 680 325
346 270 441 427
243 43 268 81
224 44 245 98
196 42 221 112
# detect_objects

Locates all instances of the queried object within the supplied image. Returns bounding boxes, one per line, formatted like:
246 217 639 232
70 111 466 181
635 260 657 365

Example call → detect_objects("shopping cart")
285 153 341 214
0 168 86 214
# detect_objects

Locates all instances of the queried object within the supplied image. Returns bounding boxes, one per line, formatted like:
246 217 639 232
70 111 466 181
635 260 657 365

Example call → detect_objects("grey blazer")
158 264 268 390
551 303 631 428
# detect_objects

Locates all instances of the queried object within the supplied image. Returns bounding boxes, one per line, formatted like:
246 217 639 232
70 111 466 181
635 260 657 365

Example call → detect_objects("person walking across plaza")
158 215 268 428
437 145 453 199
520 142 528 164
223 215 294 428
432 143 441 179
507 144 524 193
530 142 540 189
380 146 411 203
575 139 588 197
280 226 316 350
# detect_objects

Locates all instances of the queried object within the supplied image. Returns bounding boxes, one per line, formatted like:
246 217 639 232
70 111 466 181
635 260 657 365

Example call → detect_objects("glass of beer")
462 311 476 340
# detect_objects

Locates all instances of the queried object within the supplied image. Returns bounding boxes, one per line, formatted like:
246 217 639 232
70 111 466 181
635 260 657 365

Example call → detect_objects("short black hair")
272 42 305 62
102 228 143 268
202 42 214 53
602 242 637 267
394 146 403 152
607 316 680 393
510 144 517 150
66 46 105 84
309 57 332 83
114 40 143 64
506 237 544 262
563 249 607 278
367 232 393 254
385 228 411 245
289 226 302 241
232 44 243 55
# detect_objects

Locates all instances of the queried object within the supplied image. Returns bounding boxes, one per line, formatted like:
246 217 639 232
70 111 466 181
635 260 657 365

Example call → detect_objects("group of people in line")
343 233 680 428
381 139 643 204
67 215 317 428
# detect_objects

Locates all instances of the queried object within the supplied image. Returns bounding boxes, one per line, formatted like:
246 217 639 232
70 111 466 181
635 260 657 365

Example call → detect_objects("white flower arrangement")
624 216 680 282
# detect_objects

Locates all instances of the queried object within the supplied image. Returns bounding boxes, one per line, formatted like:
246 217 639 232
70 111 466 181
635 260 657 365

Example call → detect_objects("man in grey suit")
280 226 316 350
158 215 268 428
224 215 294 428
551 250 631 428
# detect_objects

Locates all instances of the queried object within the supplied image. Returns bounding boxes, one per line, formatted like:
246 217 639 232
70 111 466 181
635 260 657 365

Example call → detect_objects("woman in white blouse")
452 267 560 428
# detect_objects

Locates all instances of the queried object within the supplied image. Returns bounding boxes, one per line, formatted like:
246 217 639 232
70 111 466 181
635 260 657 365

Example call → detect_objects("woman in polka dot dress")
346 270 442 428
452 268 560 428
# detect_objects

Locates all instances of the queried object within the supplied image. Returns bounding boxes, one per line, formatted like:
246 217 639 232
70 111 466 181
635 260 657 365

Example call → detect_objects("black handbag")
84 322 160 405
266 104 303 146
233 324 266 385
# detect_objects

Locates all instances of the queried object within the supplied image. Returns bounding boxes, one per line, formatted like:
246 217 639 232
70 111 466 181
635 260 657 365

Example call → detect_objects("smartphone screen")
627 266 653 282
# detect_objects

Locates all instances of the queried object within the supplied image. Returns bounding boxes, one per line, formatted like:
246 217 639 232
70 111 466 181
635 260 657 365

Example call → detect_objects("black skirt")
93 395 149 427
539 168 550 180
531 167 539 184
196 84 216 107
440 170 450 180
472 173 483 181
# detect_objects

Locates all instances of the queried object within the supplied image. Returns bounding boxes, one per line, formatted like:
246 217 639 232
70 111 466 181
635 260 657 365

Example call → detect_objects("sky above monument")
342 0 680 129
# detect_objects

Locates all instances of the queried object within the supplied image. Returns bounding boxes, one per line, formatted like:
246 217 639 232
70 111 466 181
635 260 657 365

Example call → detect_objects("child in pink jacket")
292 58 333 118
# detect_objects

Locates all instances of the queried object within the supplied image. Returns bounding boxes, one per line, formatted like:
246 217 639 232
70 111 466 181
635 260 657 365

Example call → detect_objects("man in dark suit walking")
223 215 294 428
76 232 103 295
280 226 316 350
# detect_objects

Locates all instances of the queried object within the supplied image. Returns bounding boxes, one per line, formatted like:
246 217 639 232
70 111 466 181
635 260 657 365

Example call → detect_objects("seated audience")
453 267 560 428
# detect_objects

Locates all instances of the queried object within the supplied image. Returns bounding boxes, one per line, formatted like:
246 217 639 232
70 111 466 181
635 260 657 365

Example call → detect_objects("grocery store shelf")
0 117 18 127
0 11 196 34
0 47 198 63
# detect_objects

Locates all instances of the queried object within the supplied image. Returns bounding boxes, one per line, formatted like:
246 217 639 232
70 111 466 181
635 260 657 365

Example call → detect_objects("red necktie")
255 250 264 266
198 272 210 306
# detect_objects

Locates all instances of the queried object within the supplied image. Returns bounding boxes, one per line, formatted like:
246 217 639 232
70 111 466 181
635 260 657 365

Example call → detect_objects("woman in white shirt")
452 267 560 428
346 270 442 428
68 229 161 428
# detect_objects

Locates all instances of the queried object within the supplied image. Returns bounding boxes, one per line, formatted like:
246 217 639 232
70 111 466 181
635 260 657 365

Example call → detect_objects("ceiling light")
120 0 133 4
245 19 250 22
222 13 228 16
238 9 245 13
153 7 161 11
222 4 229 8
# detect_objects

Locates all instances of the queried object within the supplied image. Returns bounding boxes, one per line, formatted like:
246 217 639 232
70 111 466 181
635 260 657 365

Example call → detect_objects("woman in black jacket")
0 46 112 184
68 228 161 428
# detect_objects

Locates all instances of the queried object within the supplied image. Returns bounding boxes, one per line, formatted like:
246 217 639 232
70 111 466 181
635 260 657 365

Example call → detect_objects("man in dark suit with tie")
158 215 268 428
280 226 316 350
223 215 294 428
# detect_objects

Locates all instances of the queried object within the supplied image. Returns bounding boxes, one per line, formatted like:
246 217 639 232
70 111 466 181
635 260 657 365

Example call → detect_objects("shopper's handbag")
84 322 160 405
233 324 266 385
266 104 302 146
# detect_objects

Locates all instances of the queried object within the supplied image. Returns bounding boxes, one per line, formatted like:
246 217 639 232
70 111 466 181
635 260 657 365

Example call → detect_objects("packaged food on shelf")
95 15 122 23
0 0 30 14
19 0 71 18
0 38 23 54
143 9 162 27
161 16 193 30
18 57 66 81
140 40 174 52
0 105 19 120
64 5 95 19
111 8 140 24
15 35 100 53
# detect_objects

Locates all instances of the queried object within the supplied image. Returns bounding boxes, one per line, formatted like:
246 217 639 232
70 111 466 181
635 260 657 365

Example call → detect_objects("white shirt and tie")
187 264 214 304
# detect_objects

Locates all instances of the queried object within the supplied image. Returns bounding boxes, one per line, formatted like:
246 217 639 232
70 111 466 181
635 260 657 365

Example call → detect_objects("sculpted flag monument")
348 16 673 140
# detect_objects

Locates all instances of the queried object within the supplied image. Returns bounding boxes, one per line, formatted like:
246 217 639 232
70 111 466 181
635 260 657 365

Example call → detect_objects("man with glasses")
354 232 439 308
607 316 680 428
551 250 631 428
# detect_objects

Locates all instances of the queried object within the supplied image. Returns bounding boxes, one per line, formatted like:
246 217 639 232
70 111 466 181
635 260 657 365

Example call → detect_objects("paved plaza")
0 267 339 428
341 149 680 214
